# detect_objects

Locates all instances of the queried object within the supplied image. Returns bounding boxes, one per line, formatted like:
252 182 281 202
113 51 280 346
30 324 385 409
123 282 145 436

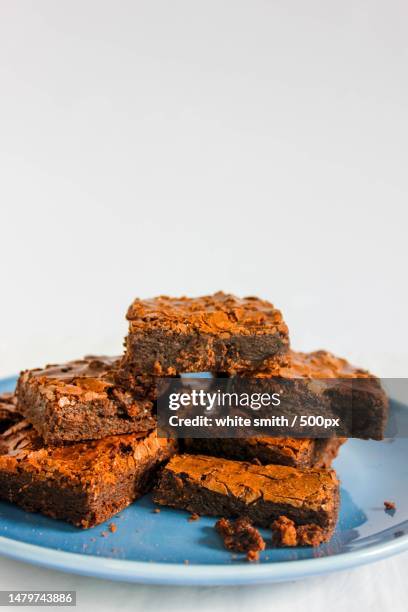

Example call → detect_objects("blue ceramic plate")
0 376 407 585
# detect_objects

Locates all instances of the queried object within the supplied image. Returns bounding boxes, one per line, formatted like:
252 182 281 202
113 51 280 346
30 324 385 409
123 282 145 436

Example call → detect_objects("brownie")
0 393 20 433
183 437 346 468
233 350 388 440
153 454 339 541
0 410 177 528
215 517 265 560
122 292 289 375
16 356 157 444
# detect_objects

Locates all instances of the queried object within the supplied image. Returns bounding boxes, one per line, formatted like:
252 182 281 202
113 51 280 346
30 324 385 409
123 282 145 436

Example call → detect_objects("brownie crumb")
246 549 260 562
109 522 117 533
272 516 326 548
215 517 265 559
271 516 297 547
384 501 396 511
188 513 200 522
152 508 161 514
101 531 109 538
394 530 404 538
296 524 326 547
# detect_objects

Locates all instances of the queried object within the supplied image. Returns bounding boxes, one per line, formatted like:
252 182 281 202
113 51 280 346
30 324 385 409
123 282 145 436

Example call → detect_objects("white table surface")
0 552 407 612
1 1 407 609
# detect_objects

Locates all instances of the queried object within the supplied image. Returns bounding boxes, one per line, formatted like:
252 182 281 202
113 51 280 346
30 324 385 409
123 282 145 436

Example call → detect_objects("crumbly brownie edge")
183 438 345 469
182 438 315 468
124 328 289 375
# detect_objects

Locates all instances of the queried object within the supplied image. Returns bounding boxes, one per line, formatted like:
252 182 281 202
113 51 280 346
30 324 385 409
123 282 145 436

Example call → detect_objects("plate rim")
0 531 407 585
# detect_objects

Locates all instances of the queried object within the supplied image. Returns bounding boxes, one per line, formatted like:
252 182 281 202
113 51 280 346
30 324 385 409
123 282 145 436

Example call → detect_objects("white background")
0 1 407 610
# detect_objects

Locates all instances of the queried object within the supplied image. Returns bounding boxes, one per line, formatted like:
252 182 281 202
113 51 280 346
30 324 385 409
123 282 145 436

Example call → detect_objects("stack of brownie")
0 361 176 528
0 292 388 552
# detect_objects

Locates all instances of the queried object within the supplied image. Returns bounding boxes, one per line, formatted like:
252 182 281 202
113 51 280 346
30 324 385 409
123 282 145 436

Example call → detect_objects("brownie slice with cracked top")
154 453 339 542
0 405 177 528
16 356 156 444
122 292 289 375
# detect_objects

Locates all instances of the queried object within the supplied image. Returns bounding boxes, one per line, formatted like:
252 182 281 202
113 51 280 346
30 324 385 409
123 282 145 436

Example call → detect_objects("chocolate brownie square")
16 356 156 444
0 407 177 528
234 350 388 440
153 454 339 542
122 292 289 375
